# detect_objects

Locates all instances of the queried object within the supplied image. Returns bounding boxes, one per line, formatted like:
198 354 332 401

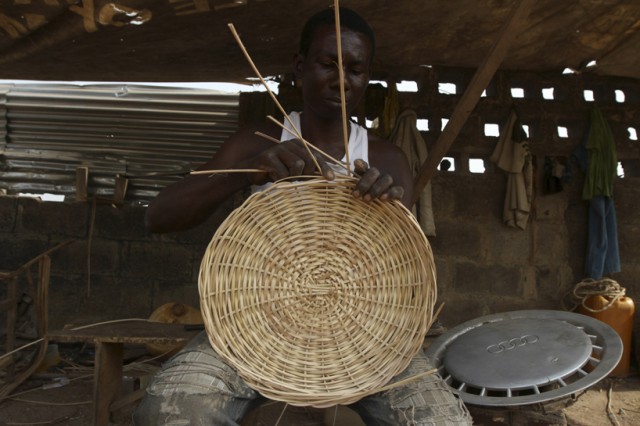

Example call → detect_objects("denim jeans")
133 332 471 425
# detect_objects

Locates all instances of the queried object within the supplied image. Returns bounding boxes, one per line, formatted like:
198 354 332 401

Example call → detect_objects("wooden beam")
411 0 536 205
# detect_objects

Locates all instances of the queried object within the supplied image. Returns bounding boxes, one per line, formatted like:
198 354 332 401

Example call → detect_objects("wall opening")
417 119 429 131
542 87 555 100
557 126 569 138
396 80 418 92
583 90 595 102
439 82 457 95
439 157 455 172
17 193 65 202
511 88 525 98
484 123 500 137
469 158 486 173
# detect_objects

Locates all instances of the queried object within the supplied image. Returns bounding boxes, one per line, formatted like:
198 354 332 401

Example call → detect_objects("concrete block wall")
1 66 639 332
355 66 640 326
0 195 236 329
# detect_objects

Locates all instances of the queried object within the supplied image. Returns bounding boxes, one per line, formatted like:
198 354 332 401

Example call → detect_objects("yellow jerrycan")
579 294 635 377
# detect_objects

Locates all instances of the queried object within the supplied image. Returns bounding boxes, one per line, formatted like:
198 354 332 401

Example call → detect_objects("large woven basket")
198 175 436 407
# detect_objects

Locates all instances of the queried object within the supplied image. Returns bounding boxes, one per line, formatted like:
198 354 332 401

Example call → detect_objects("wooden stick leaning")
333 0 351 175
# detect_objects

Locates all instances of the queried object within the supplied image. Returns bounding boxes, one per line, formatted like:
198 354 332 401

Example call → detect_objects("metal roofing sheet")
0 84 239 204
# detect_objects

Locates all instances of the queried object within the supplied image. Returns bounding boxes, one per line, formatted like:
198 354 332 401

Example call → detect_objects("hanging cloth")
389 109 436 236
581 105 620 279
490 110 532 230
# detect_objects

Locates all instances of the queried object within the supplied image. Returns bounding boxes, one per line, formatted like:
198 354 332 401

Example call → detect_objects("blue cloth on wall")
577 106 621 279
586 195 621 279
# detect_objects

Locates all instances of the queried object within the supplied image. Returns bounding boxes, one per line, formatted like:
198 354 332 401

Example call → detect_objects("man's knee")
132 332 259 425
385 373 472 425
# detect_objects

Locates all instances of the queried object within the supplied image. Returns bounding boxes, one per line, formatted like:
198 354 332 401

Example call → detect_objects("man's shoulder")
366 131 408 168
367 132 402 155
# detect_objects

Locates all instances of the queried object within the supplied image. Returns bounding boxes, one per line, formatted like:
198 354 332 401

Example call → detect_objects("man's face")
295 24 372 119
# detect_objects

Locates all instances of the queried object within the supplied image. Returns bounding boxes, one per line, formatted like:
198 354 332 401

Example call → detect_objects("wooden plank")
411 0 537 205
47 320 200 346
93 342 123 426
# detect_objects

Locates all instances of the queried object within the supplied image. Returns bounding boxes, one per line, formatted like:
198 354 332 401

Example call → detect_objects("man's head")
294 7 375 120
299 7 375 67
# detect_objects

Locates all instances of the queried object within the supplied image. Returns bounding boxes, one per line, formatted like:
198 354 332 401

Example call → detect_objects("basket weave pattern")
199 176 436 407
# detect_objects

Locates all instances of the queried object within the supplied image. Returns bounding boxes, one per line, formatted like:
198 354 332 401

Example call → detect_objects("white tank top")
252 112 369 193
281 112 369 173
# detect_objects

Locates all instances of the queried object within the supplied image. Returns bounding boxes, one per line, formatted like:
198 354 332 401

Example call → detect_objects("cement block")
0 238 52 271
50 239 119 276
0 196 17 232
428 222 482 258
536 192 568 221
48 274 153 329
18 198 88 237
120 242 195 281
453 262 523 297
92 204 147 240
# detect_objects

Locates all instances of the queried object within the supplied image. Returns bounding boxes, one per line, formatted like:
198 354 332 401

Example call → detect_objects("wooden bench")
47 320 200 426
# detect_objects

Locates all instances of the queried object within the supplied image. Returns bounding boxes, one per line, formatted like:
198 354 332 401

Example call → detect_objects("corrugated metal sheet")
0 83 239 204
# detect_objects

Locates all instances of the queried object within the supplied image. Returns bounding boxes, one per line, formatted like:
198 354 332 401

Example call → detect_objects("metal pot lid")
425 310 623 407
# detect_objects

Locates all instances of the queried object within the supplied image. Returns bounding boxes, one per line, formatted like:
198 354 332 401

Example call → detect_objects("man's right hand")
241 139 335 185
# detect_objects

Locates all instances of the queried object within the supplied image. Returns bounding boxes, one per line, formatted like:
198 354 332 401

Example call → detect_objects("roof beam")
411 0 537 205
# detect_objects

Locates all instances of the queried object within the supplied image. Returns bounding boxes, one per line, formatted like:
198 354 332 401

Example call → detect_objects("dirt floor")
0 343 639 426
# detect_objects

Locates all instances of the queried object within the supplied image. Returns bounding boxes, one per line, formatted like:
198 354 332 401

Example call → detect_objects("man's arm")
145 128 267 233
145 124 336 233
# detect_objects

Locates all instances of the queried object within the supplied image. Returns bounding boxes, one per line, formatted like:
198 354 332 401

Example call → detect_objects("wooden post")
76 166 89 202
411 0 537 205
113 174 128 203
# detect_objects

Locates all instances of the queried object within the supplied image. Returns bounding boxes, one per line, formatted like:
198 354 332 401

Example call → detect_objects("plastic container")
579 295 635 377
146 303 203 357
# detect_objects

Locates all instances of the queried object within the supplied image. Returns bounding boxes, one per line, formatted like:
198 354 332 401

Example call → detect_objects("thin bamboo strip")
254 131 281 144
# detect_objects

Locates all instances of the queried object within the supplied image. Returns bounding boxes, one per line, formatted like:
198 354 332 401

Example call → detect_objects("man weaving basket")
136 6 471 425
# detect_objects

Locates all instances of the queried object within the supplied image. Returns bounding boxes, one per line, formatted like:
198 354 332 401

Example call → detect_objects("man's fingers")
353 159 369 175
318 160 335 180
384 186 404 201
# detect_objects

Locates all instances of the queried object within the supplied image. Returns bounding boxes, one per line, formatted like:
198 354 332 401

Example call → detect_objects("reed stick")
254 131 281 144
333 1 351 175
190 169 264 175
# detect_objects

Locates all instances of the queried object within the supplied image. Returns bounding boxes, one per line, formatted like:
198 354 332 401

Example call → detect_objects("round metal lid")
425 310 623 407
443 318 592 390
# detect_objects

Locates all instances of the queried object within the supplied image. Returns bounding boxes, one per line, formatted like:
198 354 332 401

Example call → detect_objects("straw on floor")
199 175 437 407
